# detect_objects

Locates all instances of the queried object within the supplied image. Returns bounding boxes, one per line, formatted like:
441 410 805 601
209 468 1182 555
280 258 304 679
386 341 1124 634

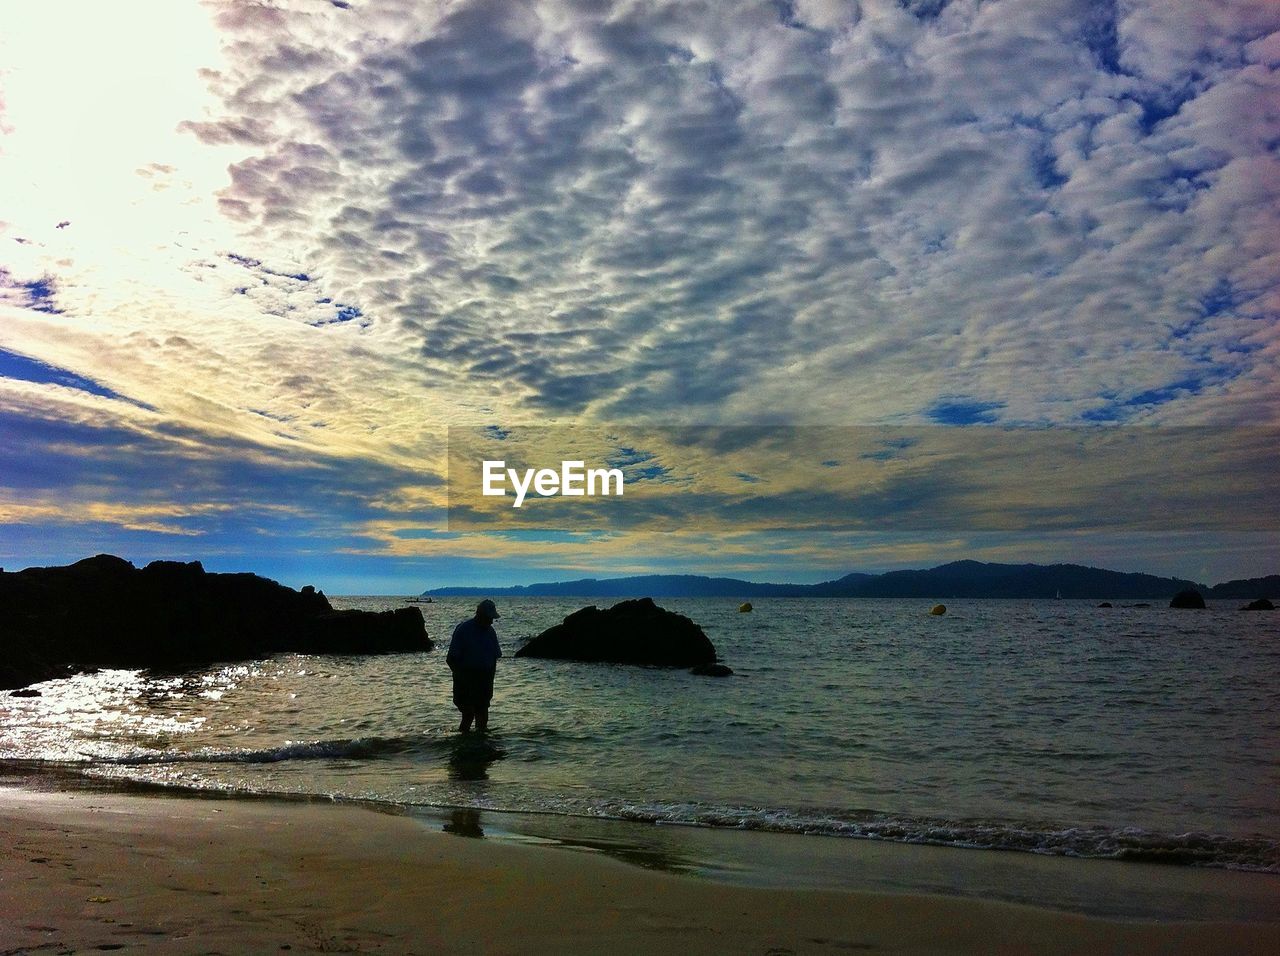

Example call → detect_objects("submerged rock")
930 604 946 616
0 646 71 692
1169 589 1206 609
8 688 41 698
738 602 753 613
691 663 734 677
1241 598 1275 611
515 597 717 667
1097 602 1113 608
0 554 433 690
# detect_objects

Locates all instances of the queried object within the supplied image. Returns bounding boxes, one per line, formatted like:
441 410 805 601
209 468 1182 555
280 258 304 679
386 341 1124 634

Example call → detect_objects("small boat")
405 596 435 604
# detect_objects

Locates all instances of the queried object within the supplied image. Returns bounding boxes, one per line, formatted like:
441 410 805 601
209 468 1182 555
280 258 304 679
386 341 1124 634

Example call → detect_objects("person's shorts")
452 667 496 709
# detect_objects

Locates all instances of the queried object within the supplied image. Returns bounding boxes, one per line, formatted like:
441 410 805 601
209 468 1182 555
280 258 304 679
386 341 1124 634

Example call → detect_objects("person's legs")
475 667 495 732
458 707 475 732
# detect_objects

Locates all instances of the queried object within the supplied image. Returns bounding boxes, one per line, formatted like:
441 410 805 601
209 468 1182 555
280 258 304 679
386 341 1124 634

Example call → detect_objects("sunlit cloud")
1 1 1278 588
170 0 1280 426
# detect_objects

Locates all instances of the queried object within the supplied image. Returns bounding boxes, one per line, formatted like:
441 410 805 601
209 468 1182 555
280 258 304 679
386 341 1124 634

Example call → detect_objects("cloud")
443 423 1280 536
0 388 445 548
173 0 1279 427
2 0 1278 583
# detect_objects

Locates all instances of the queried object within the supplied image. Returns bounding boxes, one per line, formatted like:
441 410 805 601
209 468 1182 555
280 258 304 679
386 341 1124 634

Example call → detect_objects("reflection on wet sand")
445 734 505 782
432 803 705 875
443 807 484 838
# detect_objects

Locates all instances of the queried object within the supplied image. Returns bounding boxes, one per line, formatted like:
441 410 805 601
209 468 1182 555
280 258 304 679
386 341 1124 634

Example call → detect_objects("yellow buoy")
738 602 753 613
930 604 946 616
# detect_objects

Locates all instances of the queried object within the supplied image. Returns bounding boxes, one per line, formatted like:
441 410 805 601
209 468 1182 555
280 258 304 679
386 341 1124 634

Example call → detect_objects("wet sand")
2 787 1278 954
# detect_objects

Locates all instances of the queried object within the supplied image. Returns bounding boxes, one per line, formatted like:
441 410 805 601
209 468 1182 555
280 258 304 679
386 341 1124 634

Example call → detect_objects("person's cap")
477 599 500 619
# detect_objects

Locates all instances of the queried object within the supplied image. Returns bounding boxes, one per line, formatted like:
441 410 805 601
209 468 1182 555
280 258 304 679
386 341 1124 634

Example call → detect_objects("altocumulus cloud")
3 0 1279 586
184 0 1280 425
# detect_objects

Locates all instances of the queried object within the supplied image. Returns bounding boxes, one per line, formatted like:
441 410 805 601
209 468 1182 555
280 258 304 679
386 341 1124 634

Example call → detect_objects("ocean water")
4 597 1279 881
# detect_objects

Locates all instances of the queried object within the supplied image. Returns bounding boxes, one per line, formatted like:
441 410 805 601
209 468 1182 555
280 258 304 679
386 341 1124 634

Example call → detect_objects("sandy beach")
2 787 1277 955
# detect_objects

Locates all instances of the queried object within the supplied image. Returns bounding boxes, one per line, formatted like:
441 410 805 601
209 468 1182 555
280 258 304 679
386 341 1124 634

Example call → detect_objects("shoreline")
3 785 1279 954
6 763 1280 924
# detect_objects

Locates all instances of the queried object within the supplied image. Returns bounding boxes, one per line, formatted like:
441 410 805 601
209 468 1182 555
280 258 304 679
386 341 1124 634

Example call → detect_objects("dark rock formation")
514 597 717 667
0 645 72 691
1169 589 1206 609
1241 598 1275 611
306 608 429 653
0 555 432 690
1097 602 1113 608
691 663 733 677
9 688 41 698
1124 603 1151 608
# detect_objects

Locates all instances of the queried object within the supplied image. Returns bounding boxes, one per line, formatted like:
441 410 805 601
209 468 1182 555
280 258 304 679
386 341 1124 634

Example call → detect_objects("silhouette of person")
446 599 502 732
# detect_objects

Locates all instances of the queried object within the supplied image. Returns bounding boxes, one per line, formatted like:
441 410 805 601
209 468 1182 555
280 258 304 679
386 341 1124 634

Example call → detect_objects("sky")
1 0 1278 592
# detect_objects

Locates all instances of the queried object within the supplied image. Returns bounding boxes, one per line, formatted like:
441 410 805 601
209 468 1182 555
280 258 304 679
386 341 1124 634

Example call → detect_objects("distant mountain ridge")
1205 574 1280 599
426 573 828 598
425 560 1276 599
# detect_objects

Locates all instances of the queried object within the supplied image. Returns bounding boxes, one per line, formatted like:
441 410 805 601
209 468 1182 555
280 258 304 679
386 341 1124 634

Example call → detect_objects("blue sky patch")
1199 279 1239 317
0 347 151 408
606 446 655 469
627 464 671 482
861 437 919 461
1080 0 1123 74
1 269 65 315
1123 375 1207 407
926 399 1004 426
1133 84 1199 135
23 277 62 314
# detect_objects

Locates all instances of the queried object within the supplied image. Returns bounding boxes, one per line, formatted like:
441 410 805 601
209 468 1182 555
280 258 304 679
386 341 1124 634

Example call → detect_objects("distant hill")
807 561 1205 599
424 561 1224 599
1206 575 1280 599
425 573 837 598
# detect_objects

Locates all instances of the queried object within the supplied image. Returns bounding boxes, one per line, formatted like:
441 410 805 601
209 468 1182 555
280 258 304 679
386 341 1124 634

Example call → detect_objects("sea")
4 597 1279 920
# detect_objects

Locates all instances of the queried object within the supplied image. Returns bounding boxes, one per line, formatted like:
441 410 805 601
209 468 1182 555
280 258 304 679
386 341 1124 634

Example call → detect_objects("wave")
574 801 1280 873
89 734 452 765
81 726 587 767
27 738 1280 874
380 792 1276 873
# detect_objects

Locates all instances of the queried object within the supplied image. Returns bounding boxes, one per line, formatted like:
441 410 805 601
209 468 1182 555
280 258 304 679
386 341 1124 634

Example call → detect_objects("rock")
9 688 41 698
305 608 429 653
930 604 946 615
1169 589 1206 609
1097 602 1113 608
0 645 71 692
691 663 733 677
515 597 717 667
738 602 753 613
1125 603 1151 608
1241 598 1275 611
0 555 432 691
